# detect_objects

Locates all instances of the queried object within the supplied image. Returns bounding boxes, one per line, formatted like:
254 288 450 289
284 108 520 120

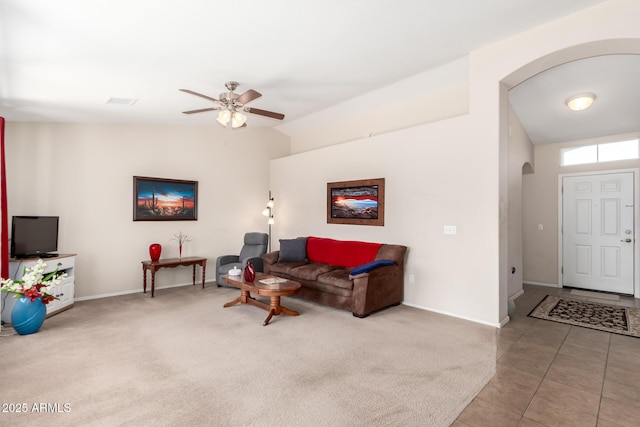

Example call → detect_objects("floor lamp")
262 191 275 252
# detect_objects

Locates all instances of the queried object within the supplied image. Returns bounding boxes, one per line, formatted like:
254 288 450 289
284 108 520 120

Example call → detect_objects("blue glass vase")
11 297 47 335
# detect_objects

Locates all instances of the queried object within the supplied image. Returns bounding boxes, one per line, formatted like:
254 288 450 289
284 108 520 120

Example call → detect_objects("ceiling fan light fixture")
180 82 284 127
216 109 231 126
566 93 596 111
231 111 247 128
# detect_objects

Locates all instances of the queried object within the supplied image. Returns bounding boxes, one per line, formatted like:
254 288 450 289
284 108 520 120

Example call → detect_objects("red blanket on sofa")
306 236 382 267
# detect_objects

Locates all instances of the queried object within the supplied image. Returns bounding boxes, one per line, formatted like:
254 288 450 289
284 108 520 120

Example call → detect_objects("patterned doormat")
529 295 640 338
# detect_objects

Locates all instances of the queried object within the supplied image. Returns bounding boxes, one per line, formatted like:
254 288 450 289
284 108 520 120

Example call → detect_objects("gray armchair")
216 232 269 286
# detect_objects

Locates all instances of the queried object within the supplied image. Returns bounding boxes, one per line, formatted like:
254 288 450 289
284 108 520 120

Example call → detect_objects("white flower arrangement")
170 231 191 245
0 259 67 304
171 231 191 258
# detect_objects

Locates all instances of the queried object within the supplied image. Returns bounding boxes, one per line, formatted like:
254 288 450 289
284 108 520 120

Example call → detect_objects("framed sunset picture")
327 178 384 226
133 176 198 221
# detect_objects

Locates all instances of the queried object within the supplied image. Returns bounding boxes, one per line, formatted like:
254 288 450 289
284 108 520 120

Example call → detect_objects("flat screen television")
10 216 59 259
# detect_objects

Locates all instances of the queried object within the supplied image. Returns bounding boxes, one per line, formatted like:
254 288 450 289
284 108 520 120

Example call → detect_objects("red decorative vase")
244 261 256 282
149 243 162 261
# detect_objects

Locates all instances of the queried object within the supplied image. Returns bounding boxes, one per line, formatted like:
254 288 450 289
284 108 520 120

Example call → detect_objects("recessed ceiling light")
565 93 595 111
105 97 138 106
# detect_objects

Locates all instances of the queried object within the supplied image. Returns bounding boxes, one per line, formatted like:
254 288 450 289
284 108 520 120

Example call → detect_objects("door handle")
621 238 633 243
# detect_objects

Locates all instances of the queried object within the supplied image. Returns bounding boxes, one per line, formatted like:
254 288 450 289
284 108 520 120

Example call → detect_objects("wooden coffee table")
223 272 301 326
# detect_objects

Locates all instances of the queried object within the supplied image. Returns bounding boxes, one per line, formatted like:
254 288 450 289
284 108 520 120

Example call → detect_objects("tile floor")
453 283 640 427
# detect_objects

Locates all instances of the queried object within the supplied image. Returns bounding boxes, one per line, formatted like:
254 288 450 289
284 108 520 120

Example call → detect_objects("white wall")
277 57 470 154
523 131 640 286
457 0 639 324
271 115 499 325
507 107 535 299
5 0 639 326
273 0 640 326
5 122 289 298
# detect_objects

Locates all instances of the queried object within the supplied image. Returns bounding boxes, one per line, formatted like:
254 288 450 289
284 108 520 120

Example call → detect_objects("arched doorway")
499 39 640 321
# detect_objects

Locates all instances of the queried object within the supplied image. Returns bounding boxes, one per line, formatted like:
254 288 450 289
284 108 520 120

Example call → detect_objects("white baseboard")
499 316 510 327
523 280 560 288
74 281 214 302
402 302 502 328
76 286 503 328
509 289 525 301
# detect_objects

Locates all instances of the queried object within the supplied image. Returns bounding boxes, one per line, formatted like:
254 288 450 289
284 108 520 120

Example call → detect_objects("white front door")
562 172 634 294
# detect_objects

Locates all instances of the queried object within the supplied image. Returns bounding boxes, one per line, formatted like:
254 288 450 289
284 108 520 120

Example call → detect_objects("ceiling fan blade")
179 89 220 103
182 107 218 114
245 107 285 120
236 89 262 105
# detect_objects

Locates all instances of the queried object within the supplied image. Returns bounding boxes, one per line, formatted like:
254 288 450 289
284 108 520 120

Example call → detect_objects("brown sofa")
261 236 407 317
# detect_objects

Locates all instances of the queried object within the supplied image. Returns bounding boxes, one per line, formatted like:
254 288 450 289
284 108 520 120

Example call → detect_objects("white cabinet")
1 254 76 324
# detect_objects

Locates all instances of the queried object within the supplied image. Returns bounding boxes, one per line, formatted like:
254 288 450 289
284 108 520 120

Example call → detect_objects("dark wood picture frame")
133 176 198 221
327 178 385 226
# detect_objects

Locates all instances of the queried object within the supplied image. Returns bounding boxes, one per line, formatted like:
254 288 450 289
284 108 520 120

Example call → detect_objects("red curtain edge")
1 117 8 279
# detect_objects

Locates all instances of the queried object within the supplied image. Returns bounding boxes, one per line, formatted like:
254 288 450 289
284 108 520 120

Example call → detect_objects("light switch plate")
444 225 457 235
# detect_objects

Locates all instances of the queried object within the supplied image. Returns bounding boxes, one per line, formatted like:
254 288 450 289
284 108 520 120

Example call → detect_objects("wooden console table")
141 256 207 297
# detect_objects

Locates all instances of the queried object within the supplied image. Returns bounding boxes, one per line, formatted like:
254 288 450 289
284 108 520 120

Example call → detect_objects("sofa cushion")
317 268 353 290
268 261 307 276
289 263 339 281
350 259 395 275
301 280 353 298
278 238 308 262
306 236 383 267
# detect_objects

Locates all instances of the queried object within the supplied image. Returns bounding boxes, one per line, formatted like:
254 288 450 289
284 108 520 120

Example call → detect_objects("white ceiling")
509 54 640 145
1 0 619 143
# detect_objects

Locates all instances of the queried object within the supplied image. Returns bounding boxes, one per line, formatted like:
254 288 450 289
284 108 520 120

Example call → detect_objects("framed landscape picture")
133 176 198 221
327 178 384 226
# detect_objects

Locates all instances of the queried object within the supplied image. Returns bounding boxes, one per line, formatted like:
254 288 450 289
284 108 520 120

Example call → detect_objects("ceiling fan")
179 81 285 129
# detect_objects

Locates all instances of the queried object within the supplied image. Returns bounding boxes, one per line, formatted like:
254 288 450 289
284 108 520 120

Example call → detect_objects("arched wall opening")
499 38 640 322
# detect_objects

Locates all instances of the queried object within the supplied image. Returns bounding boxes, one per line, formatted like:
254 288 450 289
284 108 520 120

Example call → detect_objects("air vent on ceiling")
105 97 138 106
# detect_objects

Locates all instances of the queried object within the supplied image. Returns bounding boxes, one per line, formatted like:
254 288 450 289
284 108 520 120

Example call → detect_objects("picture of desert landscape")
330 185 379 219
134 177 197 220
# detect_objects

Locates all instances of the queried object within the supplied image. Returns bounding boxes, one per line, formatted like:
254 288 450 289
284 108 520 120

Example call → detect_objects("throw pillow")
278 238 308 262
350 259 395 275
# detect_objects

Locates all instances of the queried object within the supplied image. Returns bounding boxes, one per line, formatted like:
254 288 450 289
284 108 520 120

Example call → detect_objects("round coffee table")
223 272 301 326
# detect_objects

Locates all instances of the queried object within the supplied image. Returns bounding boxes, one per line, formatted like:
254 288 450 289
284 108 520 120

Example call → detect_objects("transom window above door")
561 138 639 166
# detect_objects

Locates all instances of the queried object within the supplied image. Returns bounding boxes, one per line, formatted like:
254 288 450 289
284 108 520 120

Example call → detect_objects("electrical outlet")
409 274 415 284
444 225 457 235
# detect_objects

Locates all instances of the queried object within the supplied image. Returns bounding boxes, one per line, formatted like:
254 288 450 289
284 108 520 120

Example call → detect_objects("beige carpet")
0 284 496 426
